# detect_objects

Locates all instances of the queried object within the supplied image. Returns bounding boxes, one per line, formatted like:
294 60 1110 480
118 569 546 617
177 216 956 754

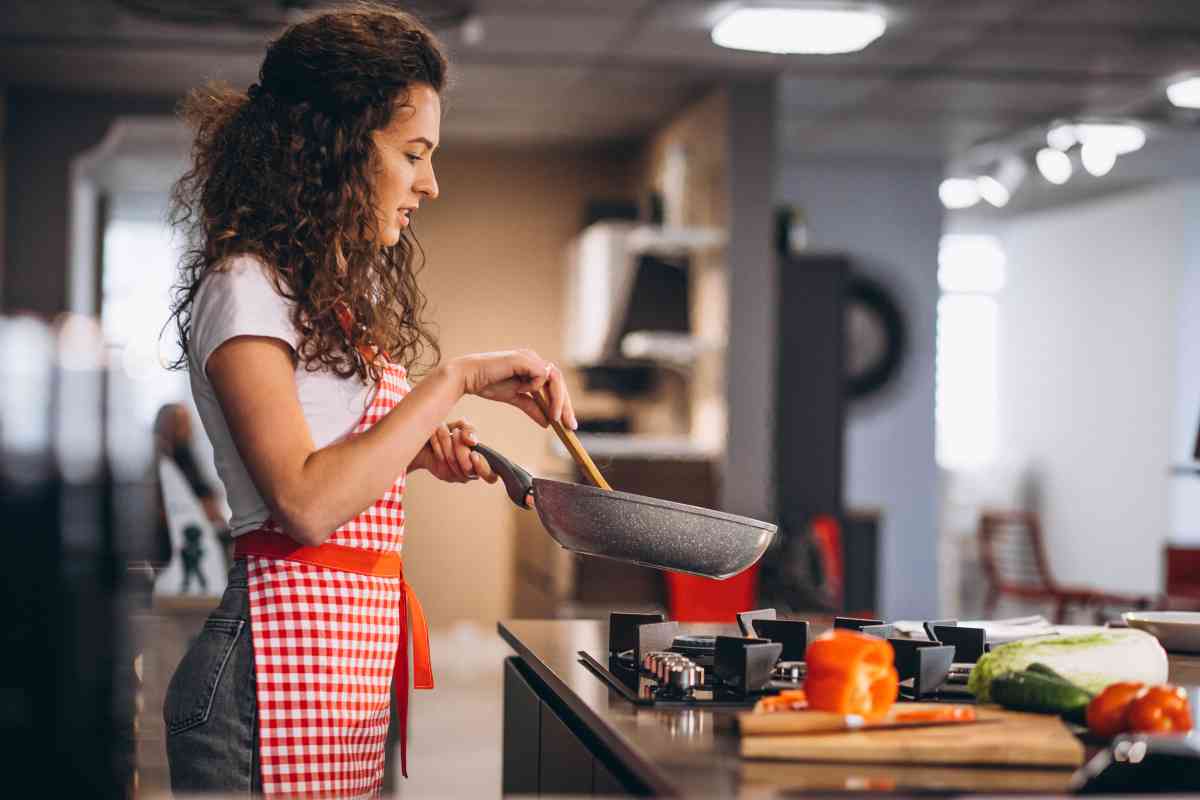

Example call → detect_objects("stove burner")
585 607 968 708
670 634 715 655
772 660 805 682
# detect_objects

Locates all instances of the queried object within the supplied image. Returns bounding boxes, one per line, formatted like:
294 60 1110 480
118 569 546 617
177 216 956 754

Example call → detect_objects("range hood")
564 221 724 368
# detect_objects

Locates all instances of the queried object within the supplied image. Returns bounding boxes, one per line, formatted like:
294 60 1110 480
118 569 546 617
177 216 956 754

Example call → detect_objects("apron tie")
235 530 434 777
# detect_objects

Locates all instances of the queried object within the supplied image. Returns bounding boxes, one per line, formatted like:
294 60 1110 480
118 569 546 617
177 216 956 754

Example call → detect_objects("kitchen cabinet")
592 758 628 796
502 658 541 795
564 221 722 367
540 700 594 794
502 656 641 796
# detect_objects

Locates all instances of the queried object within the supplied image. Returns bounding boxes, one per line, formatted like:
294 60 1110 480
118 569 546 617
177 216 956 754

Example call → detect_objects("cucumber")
990 669 1093 723
1025 662 1079 686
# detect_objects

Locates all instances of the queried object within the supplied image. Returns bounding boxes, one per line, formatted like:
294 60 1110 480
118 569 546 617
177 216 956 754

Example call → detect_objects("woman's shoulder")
189 253 300 368
196 253 288 307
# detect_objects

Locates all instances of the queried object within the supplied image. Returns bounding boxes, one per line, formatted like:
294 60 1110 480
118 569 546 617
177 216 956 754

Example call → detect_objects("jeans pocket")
163 616 245 736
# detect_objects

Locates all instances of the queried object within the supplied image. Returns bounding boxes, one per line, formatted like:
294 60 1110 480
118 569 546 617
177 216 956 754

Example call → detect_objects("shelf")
550 434 719 461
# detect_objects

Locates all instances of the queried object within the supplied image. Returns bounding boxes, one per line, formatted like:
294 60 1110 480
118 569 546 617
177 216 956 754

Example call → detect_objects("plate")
1122 611 1200 653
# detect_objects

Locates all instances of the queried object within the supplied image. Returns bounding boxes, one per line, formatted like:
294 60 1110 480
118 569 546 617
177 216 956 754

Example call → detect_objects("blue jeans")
163 560 262 795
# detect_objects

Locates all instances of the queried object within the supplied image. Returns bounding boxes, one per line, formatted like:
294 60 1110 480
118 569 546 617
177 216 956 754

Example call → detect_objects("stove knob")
657 655 686 683
773 661 806 682
643 651 670 673
666 663 701 692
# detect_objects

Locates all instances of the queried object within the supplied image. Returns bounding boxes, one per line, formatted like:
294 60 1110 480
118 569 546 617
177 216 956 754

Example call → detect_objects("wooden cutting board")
740 704 1084 767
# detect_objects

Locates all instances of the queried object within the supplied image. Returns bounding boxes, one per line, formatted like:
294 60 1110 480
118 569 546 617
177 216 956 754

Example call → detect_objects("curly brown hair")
168 2 448 382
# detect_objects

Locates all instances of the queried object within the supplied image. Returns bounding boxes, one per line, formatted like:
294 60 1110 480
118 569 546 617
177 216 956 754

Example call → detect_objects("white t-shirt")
189 254 375 537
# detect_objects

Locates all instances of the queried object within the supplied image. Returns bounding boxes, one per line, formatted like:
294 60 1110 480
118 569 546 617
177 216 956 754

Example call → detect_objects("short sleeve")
189 254 300 375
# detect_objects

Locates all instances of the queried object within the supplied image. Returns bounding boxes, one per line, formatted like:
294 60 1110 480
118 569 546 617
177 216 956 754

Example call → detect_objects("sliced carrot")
893 705 976 723
753 689 808 713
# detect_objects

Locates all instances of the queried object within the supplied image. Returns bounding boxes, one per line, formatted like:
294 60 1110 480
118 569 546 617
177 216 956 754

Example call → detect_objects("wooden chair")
978 510 1154 623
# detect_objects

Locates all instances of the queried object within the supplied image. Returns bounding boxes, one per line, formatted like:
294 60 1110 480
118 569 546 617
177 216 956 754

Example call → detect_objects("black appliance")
578 611 984 709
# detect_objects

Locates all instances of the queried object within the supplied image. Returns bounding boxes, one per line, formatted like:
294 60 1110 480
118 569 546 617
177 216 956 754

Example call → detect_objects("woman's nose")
417 164 439 200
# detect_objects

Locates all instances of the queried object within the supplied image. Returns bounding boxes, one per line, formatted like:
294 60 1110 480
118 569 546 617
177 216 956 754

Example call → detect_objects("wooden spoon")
530 387 612 491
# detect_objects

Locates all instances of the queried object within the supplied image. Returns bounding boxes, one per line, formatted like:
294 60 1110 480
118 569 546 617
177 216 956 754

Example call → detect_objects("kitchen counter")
498 618 1200 797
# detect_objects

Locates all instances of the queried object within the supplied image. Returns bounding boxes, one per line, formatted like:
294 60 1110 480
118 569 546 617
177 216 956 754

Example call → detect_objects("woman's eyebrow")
407 137 436 151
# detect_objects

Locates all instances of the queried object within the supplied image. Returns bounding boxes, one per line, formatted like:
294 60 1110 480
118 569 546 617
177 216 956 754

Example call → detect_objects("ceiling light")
460 14 485 46
976 175 1010 208
1049 121 1145 156
939 178 980 210
1080 142 1117 177
711 7 887 55
1167 76 1200 109
1076 123 1145 154
1046 124 1077 152
1035 148 1072 185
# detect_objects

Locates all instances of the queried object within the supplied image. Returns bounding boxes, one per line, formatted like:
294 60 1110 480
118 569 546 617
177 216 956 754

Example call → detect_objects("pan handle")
471 443 533 509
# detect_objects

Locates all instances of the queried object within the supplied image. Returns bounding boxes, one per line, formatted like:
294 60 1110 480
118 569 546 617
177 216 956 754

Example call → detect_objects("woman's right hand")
451 349 578 430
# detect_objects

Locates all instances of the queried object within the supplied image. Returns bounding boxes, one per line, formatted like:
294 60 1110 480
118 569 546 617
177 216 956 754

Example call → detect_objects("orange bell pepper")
1087 681 1145 737
804 629 899 720
1126 685 1193 734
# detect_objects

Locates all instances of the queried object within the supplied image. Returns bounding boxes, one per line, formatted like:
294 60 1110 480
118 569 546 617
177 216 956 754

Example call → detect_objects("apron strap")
334 299 390 364
406 583 435 690
396 576 434 778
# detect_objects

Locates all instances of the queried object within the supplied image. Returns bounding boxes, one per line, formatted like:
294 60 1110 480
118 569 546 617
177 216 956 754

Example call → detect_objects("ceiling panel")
1026 0 1200 27
779 115 1004 161
886 78 1118 115
2 0 1199 156
455 12 636 60
778 77 893 114
446 64 591 105
470 0 653 14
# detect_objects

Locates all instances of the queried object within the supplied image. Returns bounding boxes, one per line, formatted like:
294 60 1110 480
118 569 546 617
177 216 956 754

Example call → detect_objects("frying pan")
472 443 777 580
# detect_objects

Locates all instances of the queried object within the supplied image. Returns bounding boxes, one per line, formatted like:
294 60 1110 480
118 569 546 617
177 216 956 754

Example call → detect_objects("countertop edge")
497 620 678 797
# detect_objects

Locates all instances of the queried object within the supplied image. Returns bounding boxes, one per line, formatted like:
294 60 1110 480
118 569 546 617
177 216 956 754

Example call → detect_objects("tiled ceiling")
2 0 1200 160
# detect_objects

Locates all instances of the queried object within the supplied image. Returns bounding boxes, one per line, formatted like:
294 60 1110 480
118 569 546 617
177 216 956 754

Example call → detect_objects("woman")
162 5 577 796
151 403 229 566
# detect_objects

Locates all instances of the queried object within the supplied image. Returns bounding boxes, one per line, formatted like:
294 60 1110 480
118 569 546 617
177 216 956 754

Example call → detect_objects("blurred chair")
978 510 1153 623
1163 545 1200 610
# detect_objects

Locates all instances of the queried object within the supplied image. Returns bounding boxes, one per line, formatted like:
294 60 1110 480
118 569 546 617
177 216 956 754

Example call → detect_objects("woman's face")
369 83 441 247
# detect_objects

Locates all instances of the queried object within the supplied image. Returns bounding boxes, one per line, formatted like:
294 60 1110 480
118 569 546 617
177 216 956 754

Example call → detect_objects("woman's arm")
206 336 573 546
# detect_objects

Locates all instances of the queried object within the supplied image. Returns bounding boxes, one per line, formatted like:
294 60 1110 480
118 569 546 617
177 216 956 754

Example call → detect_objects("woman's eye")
406 153 423 162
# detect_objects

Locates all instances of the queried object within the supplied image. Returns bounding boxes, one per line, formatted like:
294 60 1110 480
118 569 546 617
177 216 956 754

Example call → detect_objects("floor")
394 620 514 798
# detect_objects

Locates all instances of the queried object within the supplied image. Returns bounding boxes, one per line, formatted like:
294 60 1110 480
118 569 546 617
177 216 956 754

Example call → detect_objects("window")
101 216 190 480
936 235 1005 469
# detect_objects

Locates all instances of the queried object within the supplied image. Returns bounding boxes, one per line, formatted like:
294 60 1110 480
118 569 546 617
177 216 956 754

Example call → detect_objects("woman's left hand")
410 419 498 484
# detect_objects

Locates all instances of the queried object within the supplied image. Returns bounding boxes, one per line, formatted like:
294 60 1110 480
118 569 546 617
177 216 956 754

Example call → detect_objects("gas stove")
577 610 980 709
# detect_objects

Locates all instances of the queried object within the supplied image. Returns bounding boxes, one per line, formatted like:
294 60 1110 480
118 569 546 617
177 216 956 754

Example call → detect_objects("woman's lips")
398 207 414 227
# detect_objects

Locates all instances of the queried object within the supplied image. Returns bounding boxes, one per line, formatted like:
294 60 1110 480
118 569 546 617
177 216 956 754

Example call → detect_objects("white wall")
993 183 1195 595
1169 188 1200 545
777 158 942 619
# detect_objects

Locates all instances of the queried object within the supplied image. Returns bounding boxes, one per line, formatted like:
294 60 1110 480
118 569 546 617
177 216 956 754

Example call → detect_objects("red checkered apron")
235 357 433 798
